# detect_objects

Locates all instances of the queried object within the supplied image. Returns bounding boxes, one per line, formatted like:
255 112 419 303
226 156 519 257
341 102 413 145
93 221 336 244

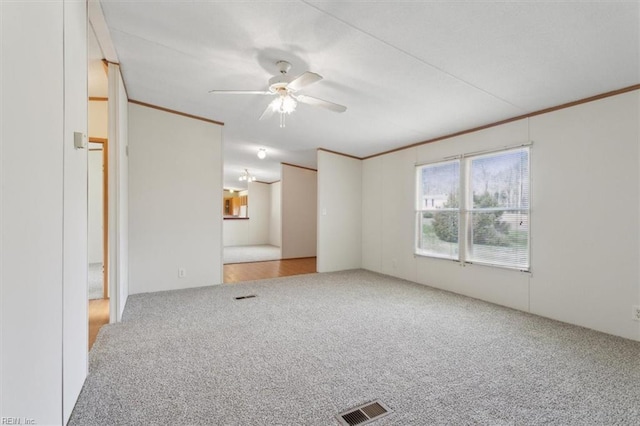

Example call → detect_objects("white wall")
129 103 223 293
362 157 383 272
362 91 640 342
317 151 362 272
89 99 108 138
281 164 318 259
1 4 64 422
247 181 271 243
223 220 250 246
106 64 130 320
528 92 640 341
1 1 87 423
62 2 89 421
270 181 282 247
223 181 271 246
362 148 419 283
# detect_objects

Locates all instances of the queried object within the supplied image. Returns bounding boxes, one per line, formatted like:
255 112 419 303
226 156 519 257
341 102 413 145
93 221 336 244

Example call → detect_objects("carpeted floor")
88 263 103 300
70 270 640 425
223 244 281 264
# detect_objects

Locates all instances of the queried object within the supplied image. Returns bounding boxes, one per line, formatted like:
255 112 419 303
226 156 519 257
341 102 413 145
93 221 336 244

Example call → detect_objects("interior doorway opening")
88 137 109 350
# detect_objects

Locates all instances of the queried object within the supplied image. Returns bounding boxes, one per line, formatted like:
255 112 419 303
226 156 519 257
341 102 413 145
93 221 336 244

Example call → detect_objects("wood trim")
129 99 224 126
281 162 317 172
364 84 640 160
280 256 317 261
224 258 282 265
317 147 362 160
224 217 250 220
89 137 109 299
104 60 132 100
101 59 109 76
225 256 316 265
89 97 108 102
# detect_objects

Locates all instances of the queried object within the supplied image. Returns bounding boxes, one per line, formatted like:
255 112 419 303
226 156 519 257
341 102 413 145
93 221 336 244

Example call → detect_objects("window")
415 160 460 260
416 146 530 271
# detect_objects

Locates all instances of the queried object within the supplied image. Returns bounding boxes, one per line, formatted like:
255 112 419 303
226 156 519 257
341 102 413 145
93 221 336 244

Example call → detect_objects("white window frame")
414 159 461 261
415 144 531 272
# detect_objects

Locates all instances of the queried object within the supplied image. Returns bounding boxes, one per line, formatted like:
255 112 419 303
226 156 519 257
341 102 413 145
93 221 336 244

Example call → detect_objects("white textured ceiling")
98 0 639 190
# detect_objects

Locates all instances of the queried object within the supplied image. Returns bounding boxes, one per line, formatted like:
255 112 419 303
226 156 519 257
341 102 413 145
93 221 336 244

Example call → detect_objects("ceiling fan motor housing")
276 60 292 74
269 60 294 93
268 75 292 93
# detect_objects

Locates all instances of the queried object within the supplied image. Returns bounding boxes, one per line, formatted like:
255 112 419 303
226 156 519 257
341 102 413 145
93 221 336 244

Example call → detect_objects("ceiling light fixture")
209 60 346 129
269 92 297 128
257 148 267 160
238 168 257 182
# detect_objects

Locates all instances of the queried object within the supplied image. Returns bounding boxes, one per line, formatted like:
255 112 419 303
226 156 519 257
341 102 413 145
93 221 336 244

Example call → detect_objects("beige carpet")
70 270 640 425
88 263 103 300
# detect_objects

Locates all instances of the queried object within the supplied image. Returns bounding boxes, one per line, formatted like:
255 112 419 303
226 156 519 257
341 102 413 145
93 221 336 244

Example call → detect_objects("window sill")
414 252 531 275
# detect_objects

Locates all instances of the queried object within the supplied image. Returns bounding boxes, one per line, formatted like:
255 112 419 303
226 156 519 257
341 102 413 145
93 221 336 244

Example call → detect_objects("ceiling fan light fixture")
281 95 297 114
257 148 267 159
209 60 345 129
270 95 297 115
268 94 297 128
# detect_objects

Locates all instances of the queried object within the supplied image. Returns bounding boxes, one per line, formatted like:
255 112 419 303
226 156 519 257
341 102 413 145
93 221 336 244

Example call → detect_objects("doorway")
88 137 109 349
222 182 283 264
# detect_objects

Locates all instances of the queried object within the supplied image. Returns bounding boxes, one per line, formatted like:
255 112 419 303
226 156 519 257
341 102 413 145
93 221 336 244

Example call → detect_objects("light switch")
74 132 86 149
322 208 327 216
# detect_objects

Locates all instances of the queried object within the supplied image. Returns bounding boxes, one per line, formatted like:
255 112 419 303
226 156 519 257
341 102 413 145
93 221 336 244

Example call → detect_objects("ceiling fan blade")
296 95 347 113
287 72 323 91
208 90 271 95
259 102 275 121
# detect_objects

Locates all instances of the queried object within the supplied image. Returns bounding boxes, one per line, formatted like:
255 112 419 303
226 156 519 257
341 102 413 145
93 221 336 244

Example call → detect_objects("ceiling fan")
209 60 347 127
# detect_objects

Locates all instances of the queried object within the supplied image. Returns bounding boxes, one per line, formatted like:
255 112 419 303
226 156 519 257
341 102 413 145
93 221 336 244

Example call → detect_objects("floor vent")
337 400 391 426
234 294 257 300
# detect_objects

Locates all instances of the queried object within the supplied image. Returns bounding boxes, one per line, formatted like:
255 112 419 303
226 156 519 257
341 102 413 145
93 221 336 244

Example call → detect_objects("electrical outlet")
178 268 186 278
633 305 640 321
